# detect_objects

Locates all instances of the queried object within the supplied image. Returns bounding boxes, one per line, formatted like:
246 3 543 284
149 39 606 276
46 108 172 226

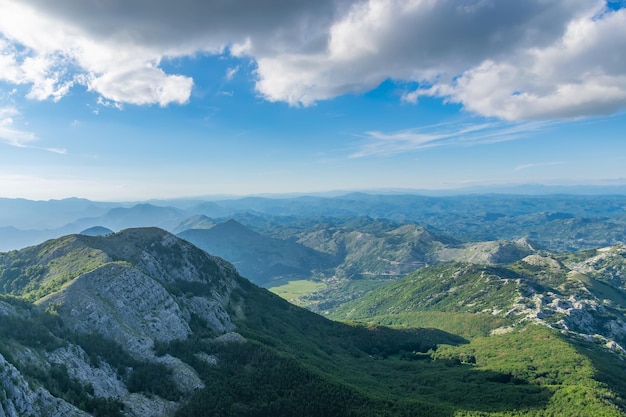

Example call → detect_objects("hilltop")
177 219 334 285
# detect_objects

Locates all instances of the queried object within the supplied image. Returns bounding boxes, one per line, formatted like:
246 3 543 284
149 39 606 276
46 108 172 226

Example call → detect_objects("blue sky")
1 0 625 201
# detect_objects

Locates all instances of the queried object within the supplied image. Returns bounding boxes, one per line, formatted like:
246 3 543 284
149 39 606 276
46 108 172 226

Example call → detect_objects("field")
268 279 327 306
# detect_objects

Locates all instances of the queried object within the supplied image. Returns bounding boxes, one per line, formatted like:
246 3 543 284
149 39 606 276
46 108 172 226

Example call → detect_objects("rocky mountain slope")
1 228 626 416
0 228 240 416
330 248 626 350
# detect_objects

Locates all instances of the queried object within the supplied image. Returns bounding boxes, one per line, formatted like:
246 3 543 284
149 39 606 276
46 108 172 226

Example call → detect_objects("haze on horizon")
1 0 625 201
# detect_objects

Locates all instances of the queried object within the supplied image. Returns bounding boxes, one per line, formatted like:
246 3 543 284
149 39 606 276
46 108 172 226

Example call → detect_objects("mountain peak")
209 219 260 238
79 225 114 236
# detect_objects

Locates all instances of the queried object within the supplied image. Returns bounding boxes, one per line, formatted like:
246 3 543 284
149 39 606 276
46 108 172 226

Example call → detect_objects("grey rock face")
44 262 192 357
1 229 245 416
46 345 127 398
0 353 88 417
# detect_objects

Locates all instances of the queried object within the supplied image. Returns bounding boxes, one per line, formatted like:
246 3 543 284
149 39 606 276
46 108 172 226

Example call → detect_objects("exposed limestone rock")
155 354 204 393
42 262 192 358
522 254 562 270
0 353 88 417
215 332 247 344
195 352 218 366
122 393 177 417
0 228 249 417
183 296 234 333
436 239 535 265
46 345 127 398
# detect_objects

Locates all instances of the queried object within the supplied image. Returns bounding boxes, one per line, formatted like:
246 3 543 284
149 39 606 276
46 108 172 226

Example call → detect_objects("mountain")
177 219 334 285
0 204 191 252
67 204 189 232
0 228 241 415
267 219 536 310
224 194 626 251
0 197 117 230
171 214 215 234
326 257 626 414
330 255 626 345
80 226 114 236
0 226 54 252
2 193 626 253
1 229 626 415
434 238 536 265
565 244 626 289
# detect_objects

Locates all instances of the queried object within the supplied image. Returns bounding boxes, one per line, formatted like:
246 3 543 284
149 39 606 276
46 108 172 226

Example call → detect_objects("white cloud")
405 6 626 120
252 0 614 114
1 0 625 119
351 120 552 158
45 147 67 155
0 0 196 106
87 66 193 107
0 106 66 153
225 65 239 81
255 0 626 119
515 161 566 171
0 106 37 147
0 0 336 107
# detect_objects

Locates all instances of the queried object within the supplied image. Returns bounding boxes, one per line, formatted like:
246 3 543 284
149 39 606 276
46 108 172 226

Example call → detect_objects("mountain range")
2 193 626 415
1 228 626 416
3 193 626 252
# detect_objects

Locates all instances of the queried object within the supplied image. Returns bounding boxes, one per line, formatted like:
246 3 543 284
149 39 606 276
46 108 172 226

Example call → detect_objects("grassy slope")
172 279 566 417
0 235 111 301
325 261 626 416
2 230 625 416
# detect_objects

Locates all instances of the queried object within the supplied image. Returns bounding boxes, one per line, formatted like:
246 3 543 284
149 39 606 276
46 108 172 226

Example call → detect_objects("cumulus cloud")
251 0 622 114
0 0 336 107
403 4 626 120
0 0 625 119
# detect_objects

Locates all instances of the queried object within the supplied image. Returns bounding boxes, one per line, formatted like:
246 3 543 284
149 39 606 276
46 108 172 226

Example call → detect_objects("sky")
0 0 625 201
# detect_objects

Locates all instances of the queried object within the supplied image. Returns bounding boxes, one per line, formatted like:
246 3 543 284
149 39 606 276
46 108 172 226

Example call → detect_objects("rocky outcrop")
46 345 127 398
43 262 193 357
39 230 239 359
435 239 536 265
0 228 248 417
0 353 87 417
521 254 562 270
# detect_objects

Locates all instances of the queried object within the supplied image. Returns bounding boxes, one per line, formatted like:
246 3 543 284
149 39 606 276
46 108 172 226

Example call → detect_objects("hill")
3 229 625 415
2 193 626 253
330 255 626 344
265 219 538 310
80 226 114 236
327 256 626 414
171 214 215 234
177 219 334 286
0 228 467 416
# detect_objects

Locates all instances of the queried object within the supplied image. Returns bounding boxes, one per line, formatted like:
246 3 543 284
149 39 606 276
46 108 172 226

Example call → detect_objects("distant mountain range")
3 193 626 286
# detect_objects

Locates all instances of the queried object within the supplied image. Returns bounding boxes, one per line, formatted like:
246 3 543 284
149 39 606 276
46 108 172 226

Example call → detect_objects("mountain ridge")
1 228 626 416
